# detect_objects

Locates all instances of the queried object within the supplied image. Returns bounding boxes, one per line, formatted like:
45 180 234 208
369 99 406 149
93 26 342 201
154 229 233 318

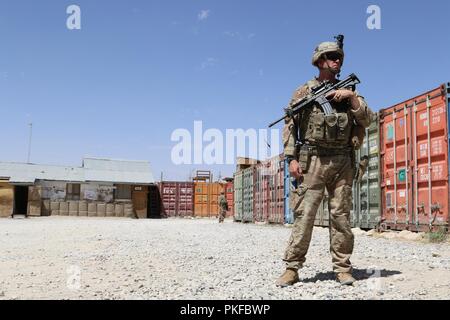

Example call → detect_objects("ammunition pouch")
306 112 351 144
298 148 311 173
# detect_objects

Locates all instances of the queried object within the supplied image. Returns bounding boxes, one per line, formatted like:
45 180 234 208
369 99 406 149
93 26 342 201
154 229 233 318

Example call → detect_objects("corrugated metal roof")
83 157 155 184
0 158 155 184
0 162 84 183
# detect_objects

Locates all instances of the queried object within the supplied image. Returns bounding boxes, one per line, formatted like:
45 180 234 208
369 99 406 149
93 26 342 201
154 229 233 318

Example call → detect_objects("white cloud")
248 33 256 39
200 58 218 70
198 10 210 21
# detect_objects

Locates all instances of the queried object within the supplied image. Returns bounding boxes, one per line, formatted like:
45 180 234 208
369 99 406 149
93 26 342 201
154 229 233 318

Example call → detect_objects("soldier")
276 37 373 287
218 191 228 223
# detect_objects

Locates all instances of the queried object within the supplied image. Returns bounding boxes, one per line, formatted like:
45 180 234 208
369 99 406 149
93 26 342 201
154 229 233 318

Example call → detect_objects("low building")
0 157 156 219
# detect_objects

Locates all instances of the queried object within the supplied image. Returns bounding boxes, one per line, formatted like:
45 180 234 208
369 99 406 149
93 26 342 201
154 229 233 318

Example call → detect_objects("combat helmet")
311 36 345 66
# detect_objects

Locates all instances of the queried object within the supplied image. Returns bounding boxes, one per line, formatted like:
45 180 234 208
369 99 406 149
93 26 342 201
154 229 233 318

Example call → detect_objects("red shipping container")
380 83 450 231
159 182 194 217
253 154 285 224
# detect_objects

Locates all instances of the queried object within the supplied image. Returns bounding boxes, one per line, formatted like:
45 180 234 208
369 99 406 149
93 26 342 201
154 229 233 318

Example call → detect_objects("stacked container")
233 171 244 221
242 167 255 222
380 83 450 231
254 162 270 222
352 112 381 229
268 156 285 224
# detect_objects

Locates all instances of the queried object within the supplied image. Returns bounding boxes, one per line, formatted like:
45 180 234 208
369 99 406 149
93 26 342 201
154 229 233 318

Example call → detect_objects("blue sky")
1 0 449 180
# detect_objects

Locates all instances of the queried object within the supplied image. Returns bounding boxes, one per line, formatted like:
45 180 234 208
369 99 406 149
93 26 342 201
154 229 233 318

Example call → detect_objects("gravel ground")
0 217 449 300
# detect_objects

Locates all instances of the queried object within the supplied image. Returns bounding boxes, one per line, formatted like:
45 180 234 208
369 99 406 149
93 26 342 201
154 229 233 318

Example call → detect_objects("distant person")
218 192 228 223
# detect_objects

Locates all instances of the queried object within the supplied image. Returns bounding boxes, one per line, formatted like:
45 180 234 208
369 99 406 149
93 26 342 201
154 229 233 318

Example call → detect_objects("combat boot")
275 268 299 287
336 272 355 286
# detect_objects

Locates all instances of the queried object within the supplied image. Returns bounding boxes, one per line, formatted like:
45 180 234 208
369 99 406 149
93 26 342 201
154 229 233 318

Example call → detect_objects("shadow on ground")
301 268 402 283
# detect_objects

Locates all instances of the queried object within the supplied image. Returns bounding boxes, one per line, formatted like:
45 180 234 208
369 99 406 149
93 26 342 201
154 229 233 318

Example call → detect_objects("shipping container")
268 155 285 224
242 167 255 222
210 183 224 217
254 155 285 224
352 113 381 229
194 182 209 217
224 181 234 217
254 162 270 223
233 171 244 221
380 83 450 231
194 182 224 217
160 182 194 217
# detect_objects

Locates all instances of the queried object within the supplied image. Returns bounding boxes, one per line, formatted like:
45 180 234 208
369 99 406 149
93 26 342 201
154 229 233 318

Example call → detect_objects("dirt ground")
0 217 449 300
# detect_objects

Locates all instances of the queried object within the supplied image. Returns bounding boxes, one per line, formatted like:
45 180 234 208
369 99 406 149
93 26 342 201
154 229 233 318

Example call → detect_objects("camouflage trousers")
284 153 354 273
219 208 227 223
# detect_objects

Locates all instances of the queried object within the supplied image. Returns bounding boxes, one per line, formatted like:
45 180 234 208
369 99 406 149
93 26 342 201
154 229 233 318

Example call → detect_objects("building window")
66 183 81 200
115 184 131 200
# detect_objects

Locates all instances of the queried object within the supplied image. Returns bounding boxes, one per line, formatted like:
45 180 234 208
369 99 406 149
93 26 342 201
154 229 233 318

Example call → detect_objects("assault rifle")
268 73 360 128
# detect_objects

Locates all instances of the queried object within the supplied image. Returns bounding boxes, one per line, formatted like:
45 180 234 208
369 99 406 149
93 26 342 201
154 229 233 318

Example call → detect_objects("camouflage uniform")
282 78 372 274
218 194 228 223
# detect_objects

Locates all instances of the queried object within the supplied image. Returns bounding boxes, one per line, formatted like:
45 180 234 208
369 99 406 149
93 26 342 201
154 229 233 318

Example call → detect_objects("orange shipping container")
380 83 450 231
194 182 224 217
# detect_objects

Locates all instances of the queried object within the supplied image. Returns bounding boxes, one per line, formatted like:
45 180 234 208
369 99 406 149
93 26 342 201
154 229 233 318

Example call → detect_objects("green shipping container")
242 167 255 222
233 171 243 222
352 113 381 229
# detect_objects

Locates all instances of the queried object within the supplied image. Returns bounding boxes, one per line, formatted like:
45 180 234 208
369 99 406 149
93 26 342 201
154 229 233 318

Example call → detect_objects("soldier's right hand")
289 160 303 179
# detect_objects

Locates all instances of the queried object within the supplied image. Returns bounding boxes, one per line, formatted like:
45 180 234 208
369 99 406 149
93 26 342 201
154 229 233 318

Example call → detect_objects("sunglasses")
324 52 342 61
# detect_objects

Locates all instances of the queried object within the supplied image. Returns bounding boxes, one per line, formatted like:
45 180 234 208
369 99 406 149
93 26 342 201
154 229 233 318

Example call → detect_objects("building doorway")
148 185 162 218
14 186 29 215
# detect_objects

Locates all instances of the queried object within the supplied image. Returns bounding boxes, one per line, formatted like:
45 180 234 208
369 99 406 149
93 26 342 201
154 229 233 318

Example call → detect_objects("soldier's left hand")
326 89 355 102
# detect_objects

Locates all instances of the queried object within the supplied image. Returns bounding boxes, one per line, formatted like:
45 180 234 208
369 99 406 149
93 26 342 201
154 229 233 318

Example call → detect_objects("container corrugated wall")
242 167 255 222
209 183 224 217
267 155 285 224
160 182 194 217
160 182 178 217
253 155 285 224
380 83 450 231
178 182 194 217
225 182 234 217
194 182 208 217
352 113 381 229
254 162 270 222
194 182 224 217
233 171 243 221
